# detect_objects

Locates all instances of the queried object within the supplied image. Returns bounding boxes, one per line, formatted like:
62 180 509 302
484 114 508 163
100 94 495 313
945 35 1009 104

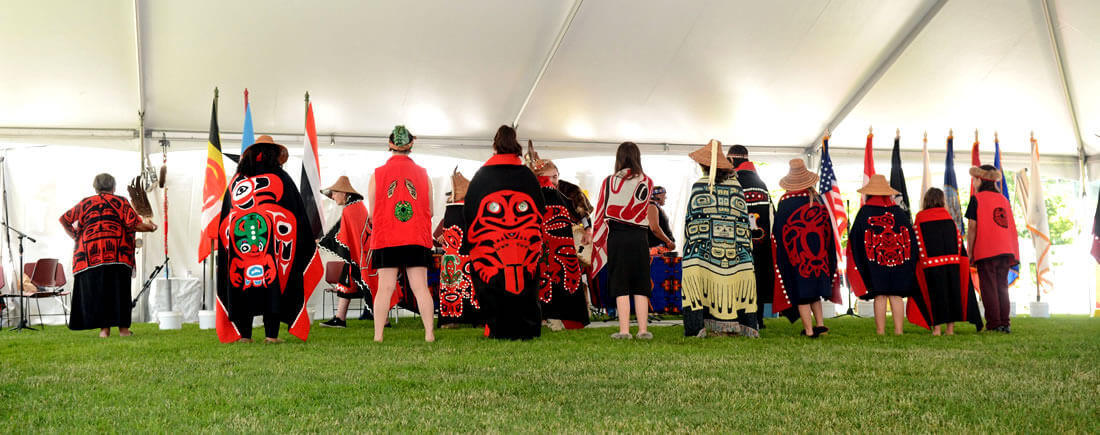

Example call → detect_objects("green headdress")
389 125 413 151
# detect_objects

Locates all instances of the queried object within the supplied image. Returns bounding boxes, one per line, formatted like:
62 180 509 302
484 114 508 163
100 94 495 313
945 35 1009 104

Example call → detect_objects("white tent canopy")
1 0 1098 319
2 0 1098 155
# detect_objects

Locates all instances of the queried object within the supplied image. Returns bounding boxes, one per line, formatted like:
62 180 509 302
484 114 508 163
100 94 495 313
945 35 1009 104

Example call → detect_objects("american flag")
818 136 847 257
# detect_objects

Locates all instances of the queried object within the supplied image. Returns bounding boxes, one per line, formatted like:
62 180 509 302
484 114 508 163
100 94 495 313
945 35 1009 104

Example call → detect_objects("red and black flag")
889 131 911 212
198 90 227 262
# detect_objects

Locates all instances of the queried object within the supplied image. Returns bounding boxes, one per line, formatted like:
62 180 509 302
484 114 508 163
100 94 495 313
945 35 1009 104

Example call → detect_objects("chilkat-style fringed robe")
681 176 758 337
216 168 323 342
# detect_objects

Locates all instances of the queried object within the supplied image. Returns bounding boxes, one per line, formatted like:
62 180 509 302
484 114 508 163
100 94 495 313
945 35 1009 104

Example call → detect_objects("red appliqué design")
221 174 297 293
992 207 1009 228
438 226 476 317
539 205 581 303
782 202 831 278
468 190 543 295
864 213 912 267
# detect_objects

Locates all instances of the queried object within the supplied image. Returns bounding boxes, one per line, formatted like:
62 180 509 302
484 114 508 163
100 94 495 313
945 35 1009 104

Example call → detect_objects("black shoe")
357 310 371 321
813 326 829 336
320 317 346 328
1003 326 1011 334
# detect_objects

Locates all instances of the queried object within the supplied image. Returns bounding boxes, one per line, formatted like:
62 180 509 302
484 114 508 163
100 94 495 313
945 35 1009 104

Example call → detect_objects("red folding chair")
321 261 345 319
26 259 69 327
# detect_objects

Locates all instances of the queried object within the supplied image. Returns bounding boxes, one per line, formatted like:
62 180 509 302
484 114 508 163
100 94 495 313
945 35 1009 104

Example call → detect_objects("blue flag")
943 134 964 234
240 89 255 153
994 138 1020 286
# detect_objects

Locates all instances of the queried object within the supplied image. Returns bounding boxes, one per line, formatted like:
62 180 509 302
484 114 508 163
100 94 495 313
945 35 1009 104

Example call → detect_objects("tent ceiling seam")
803 0 948 156
511 0 584 129
1040 0 1087 191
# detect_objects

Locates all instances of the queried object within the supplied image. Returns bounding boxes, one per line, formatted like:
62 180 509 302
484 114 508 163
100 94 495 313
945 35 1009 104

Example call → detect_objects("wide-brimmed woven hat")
689 139 733 170
250 135 288 164
451 168 470 202
779 158 819 191
969 166 1001 181
857 174 899 196
321 175 359 198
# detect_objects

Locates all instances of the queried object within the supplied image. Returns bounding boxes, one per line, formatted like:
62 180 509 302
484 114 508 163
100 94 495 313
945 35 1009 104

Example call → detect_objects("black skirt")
606 221 652 298
68 264 132 330
371 245 432 269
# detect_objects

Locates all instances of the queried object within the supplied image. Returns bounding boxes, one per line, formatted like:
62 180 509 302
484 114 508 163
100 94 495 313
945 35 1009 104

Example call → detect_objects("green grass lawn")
1 316 1097 433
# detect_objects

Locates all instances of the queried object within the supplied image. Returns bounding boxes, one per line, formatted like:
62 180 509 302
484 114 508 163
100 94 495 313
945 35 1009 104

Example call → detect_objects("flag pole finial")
214 87 219 99
896 128 900 139
868 126 873 136
304 91 310 103
1031 130 1035 141
994 130 999 141
975 129 979 142
923 130 927 141
824 128 830 140
949 128 954 137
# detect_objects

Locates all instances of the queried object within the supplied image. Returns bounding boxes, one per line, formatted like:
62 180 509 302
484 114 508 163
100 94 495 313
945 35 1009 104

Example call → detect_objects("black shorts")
371 245 432 269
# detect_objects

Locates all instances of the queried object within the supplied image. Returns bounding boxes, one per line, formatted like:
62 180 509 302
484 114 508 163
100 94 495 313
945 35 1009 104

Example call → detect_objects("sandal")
610 332 633 340
636 331 653 340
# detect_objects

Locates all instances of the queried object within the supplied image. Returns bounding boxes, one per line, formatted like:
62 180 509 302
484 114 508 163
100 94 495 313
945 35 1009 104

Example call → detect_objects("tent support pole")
511 0 584 129
1040 0 1087 195
804 0 947 156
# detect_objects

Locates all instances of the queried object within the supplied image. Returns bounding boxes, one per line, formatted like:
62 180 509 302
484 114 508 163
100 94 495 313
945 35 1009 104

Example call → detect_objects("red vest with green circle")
370 155 432 250
973 190 1020 262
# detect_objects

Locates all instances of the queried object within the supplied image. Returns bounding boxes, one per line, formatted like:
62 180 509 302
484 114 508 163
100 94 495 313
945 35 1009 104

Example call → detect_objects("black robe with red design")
438 202 482 325
464 154 545 339
537 180 588 328
846 196 917 300
906 207 983 330
771 190 842 322
736 162 774 325
215 168 323 342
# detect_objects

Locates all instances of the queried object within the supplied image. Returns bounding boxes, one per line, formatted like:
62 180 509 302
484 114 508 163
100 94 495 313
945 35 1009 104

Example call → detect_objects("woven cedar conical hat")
857 174 899 196
321 175 359 198
779 158 819 191
688 139 733 170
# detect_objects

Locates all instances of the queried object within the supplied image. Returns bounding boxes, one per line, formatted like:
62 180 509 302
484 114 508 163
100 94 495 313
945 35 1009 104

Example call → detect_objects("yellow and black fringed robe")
681 176 757 336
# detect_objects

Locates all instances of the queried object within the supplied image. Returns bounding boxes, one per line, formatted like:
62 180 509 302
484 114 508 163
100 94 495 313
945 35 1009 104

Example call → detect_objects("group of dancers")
59 124 1019 341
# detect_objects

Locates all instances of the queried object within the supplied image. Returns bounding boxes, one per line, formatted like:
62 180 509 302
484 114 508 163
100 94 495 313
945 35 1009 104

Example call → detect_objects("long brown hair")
492 125 522 156
922 187 945 210
614 141 643 179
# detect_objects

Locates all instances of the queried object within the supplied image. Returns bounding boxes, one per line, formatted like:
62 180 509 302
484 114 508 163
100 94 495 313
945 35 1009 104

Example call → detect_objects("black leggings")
233 313 281 339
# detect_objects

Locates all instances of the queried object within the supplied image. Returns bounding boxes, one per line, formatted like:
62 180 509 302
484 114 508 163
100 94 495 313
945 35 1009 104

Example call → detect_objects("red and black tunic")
319 199 372 298
464 154 546 339
61 193 142 274
906 207 983 330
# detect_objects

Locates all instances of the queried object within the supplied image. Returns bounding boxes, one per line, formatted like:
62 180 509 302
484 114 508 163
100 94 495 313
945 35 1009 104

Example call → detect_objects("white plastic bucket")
158 311 183 330
1029 301 1050 318
1009 302 1017 318
857 300 875 317
197 310 216 329
821 302 837 318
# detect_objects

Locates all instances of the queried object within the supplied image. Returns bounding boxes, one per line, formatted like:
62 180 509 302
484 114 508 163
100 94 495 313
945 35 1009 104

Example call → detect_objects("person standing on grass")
368 126 436 342
60 173 158 338
771 159 840 338
729 144 775 331
846 174 917 336
318 176 372 329
592 141 674 340
464 125 546 340
526 140 589 331
907 188 984 335
647 185 674 251
966 165 1020 334
215 136 324 344
681 140 758 338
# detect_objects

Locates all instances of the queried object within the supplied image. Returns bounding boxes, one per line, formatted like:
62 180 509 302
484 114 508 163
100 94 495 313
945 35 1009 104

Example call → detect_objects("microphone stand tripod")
1 221 37 331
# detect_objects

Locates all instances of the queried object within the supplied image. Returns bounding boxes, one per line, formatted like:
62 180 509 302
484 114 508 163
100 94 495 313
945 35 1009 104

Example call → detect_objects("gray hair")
92 173 116 192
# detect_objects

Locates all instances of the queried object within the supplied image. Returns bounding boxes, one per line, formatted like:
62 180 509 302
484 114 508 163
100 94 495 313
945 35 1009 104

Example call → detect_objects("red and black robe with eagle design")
537 178 588 329
437 201 483 325
846 196 917 300
319 198 373 305
906 207 983 330
771 190 842 321
215 168 323 343
464 154 546 339
62 193 142 274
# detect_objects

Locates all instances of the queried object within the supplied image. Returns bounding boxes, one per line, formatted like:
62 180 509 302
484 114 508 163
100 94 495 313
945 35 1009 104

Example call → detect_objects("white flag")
1015 138 1053 294
920 135 931 204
